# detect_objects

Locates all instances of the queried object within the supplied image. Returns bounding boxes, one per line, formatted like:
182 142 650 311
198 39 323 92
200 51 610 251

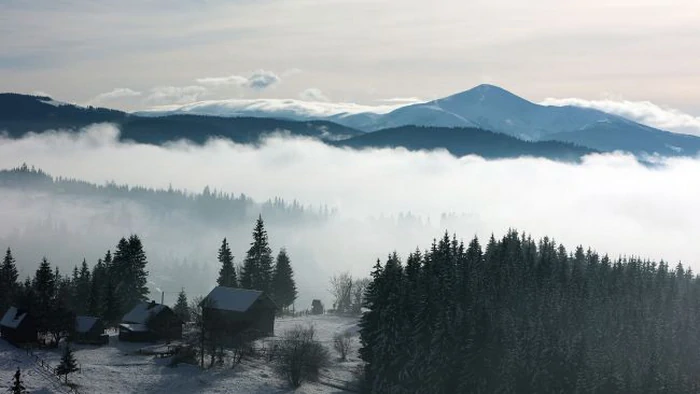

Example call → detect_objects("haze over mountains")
2 84 700 158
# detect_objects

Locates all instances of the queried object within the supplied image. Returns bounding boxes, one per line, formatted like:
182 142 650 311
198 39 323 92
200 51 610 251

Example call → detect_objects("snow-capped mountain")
341 84 624 139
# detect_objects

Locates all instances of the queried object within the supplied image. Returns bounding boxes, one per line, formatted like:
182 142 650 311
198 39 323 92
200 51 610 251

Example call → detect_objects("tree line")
0 164 333 226
0 235 149 345
215 215 297 312
360 230 700 393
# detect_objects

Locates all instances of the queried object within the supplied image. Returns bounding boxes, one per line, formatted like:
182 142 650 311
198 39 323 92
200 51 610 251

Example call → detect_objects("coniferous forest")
360 230 700 394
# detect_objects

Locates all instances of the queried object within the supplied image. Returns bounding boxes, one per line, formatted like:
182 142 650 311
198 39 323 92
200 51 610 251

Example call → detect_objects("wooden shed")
119 301 182 342
0 307 37 344
73 316 108 345
202 286 277 339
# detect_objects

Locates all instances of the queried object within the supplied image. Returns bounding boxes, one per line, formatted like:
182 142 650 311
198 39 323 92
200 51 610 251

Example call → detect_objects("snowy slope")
1 315 361 394
357 84 622 139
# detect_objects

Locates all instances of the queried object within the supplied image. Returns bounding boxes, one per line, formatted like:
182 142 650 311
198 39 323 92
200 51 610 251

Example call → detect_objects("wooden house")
73 316 108 345
119 301 182 342
0 307 37 344
202 286 277 339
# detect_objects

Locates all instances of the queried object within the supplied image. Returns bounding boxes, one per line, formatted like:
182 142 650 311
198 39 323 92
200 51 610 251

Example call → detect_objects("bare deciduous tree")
333 332 353 361
329 272 354 314
275 325 330 388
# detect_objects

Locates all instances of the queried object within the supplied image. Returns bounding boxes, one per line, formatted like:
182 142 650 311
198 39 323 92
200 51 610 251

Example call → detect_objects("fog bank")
0 125 698 306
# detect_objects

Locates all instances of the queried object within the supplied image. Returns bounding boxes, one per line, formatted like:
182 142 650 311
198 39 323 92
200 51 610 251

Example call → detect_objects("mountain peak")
442 84 531 105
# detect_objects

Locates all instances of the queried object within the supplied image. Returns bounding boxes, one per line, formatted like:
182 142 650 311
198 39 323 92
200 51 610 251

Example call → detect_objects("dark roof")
203 286 276 313
122 302 168 324
75 316 101 333
1 307 28 329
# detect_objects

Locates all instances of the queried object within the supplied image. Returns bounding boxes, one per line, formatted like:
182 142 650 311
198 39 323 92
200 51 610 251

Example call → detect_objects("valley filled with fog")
0 124 697 307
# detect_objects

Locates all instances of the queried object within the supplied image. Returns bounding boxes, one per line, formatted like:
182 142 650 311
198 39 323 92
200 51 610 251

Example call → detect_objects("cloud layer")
542 97 700 136
139 97 404 119
0 124 698 273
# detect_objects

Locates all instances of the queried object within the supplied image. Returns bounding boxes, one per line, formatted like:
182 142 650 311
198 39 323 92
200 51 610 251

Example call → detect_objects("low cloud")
146 85 208 105
2 125 699 305
377 97 425 104
196 69 281 90
299 88 329 102
140 98 404 119
542 97 700 137
91 88 142 104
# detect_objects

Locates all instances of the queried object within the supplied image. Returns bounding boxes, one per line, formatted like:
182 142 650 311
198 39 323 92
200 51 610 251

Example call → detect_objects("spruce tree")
241 215 274 292
112 235 149 312
56 345 79 383
271 248 297 311
33 257 56 335
173 288 190 322
0 247 19 313
9 368 26 394
88 259 104 316
73 259 91 315
216 238 237 287
102 279 121 326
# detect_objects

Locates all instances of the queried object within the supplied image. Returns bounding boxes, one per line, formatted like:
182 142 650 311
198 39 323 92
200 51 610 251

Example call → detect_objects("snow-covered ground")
0 315 361 394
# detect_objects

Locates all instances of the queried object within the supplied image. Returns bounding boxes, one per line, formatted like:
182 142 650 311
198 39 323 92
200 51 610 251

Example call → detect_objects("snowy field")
0 315 361 394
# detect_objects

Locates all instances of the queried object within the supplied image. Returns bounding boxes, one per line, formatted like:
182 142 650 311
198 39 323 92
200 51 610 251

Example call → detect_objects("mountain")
337 84 700 156
139 85 700 157
333 125 596 162
545 119 700 157
342 85 635 138
0 93 363 143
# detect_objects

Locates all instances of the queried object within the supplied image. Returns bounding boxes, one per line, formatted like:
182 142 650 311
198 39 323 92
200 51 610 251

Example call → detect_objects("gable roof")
75 316 100 333
1 307 27 329
204 286 274 313
122 302 167 324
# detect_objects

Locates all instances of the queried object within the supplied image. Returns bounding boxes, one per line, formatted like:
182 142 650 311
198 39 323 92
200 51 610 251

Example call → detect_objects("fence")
24 345 82 394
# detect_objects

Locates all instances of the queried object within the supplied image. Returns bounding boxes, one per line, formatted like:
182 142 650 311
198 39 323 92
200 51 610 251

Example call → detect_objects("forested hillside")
334 125 596 161
360 231 700 393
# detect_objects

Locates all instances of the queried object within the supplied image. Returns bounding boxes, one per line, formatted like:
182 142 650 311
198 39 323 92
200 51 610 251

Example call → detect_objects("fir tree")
88 258 105 317
0 247 19 313
271 248 297 311
112 235 149 312
241 215 274 292
102 279 121 326
216 238 237 287
56 345 79 383
173 288 190 322
72 259 91 315
33 257 56 335
9 368 26 394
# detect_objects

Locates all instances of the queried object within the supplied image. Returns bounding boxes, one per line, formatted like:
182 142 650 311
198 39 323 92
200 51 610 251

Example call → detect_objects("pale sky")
1 0 699 114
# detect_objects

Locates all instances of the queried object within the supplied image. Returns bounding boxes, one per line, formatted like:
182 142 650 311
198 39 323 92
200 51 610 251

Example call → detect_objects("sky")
1 0 700 119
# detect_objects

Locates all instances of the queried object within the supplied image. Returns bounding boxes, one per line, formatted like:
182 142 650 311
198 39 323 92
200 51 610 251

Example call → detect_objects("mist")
0 124 698 307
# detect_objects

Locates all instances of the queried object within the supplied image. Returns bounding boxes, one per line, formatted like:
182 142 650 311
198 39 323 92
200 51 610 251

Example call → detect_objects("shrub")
275 325 330 388
333 332 352 361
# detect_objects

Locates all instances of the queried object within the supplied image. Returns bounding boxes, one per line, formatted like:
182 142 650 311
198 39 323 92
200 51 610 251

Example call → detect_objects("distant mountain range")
144 84 700 157
0 93 362 144
2 85 700 159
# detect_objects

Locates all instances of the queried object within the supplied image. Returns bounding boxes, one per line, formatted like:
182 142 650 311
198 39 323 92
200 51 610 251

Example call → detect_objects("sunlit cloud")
542 97 700 137
91 88 142 104
146 85 208 105
299 88 329 102
196 69 281 90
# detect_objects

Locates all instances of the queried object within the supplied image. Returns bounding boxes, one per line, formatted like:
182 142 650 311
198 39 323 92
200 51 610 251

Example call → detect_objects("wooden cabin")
119 301 182 342
0 307 37 344
73 316 108 345
202 286 277 340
